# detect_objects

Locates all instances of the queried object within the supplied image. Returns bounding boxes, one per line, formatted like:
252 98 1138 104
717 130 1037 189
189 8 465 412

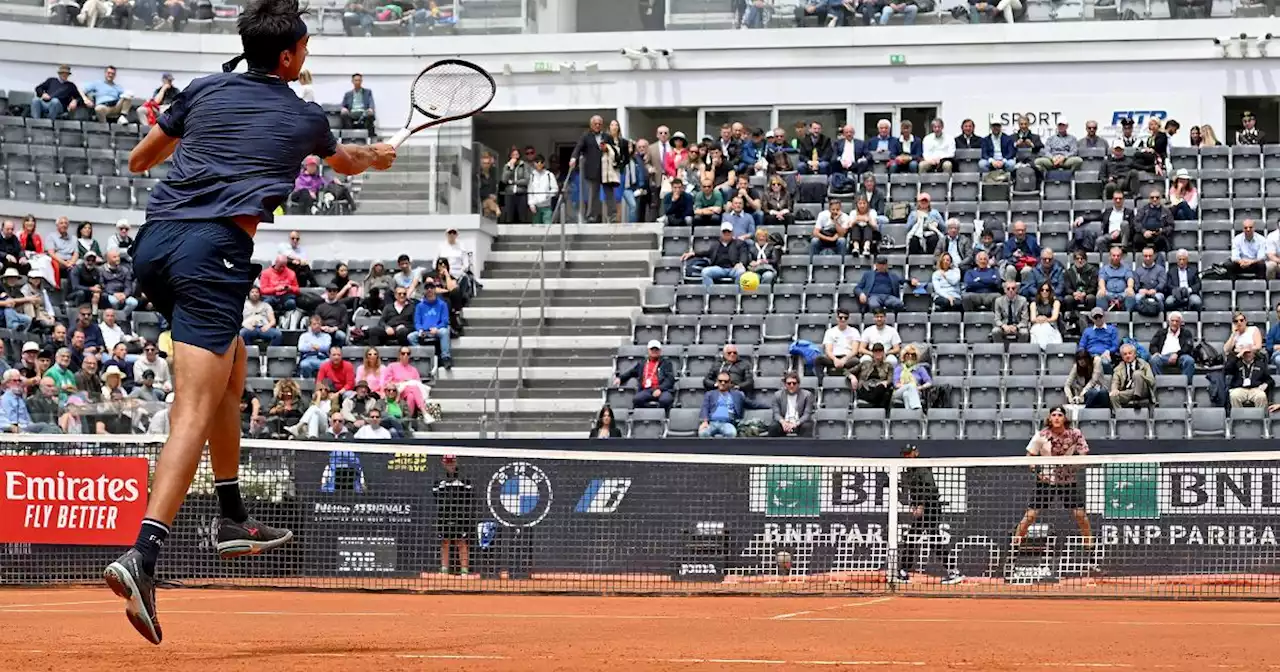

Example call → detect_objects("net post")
887 462 901 580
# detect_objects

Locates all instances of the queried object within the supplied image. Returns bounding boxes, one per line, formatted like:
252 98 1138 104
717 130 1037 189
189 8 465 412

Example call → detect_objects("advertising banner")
0 455 148 546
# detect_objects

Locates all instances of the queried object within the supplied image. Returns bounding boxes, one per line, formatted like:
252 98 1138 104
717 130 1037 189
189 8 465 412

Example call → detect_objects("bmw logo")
487 462 553 528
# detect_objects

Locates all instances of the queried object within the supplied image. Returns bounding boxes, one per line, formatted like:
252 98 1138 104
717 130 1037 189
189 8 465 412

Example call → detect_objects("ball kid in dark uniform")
894 444 963 585
434 455 476 576
103 0 396 646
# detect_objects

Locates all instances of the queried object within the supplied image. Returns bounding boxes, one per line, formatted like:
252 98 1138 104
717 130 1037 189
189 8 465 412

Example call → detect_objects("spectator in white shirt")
919 118 954 174
527 154 559 224
133 341 171 393
354 408 393 439
1265 219 1280 281
98 308 141 355
859 309 902 366
1228 218 1267 280
817 309 860 374
437 228 472 277
277 230 316 288
810 199 850 263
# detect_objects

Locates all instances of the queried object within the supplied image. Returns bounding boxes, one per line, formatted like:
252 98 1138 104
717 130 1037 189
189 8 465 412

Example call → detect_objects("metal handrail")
477 163 577 438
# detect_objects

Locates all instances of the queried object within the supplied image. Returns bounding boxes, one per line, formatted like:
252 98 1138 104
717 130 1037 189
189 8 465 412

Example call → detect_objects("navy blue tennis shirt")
146 71 338 223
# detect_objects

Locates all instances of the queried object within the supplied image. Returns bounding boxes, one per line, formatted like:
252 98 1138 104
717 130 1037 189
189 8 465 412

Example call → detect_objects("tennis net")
1 435 1278 599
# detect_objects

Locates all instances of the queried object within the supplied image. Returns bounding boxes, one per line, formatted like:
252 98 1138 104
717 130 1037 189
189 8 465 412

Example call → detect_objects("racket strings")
411 63 494 118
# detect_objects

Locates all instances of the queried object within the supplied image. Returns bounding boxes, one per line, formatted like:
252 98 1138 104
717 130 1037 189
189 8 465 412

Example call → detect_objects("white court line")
0 594 243 609
773 596 894 620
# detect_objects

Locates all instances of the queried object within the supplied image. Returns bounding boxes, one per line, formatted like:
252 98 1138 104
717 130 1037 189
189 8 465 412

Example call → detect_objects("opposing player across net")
1 435 1278 599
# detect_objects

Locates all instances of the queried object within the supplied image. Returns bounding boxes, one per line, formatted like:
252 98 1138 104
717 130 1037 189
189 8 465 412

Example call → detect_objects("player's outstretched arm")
129 125 180 174
326 142 397 175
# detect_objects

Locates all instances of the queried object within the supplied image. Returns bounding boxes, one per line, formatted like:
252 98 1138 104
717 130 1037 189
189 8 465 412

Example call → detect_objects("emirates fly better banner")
0 456 149 545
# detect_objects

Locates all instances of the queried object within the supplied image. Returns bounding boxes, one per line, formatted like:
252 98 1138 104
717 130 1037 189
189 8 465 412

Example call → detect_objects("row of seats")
244 345 437 382
1 146 167 179
0 117 146 150
3 171 157 208
616 406 1267 441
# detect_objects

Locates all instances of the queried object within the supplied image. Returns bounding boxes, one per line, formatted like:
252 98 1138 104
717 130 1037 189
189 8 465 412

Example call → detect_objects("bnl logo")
1111 111 1168 125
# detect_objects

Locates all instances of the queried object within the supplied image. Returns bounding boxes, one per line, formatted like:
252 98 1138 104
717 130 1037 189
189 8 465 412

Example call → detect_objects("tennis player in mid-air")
103 0 396 645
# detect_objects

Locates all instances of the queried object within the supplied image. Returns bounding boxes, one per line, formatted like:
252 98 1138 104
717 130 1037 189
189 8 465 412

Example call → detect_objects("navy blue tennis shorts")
131 220 259 355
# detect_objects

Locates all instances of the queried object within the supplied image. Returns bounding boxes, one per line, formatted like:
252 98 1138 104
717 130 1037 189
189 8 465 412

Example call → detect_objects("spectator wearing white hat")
107 219 135 265
0 369 60 434
1167 169 1198 221
0 268 33 332
101 365 127 398
614 340 675 411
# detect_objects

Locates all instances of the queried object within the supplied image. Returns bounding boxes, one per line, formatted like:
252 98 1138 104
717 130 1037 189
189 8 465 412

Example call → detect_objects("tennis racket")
386 59 496 149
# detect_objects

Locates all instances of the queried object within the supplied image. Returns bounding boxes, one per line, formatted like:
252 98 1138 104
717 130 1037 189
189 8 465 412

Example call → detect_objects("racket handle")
388 128 411 149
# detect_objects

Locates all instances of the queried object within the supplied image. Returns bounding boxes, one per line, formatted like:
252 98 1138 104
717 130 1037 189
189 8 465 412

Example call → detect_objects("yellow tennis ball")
739 271 760 292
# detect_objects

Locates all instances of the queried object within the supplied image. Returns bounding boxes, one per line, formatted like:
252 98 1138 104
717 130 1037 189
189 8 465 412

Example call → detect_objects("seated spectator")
979 121 1014 175
315 284 349 346
1099 143 1139 201
76 356 103 402
354 348 389 396
49 0 80 25
817 310 860 375
855 256 913 313
852 343 894 408
258 255 300 315
393 254 428 300
408 282 453 370
1110 343 1155 410
614 340 675 411
859 308 902 365
961 250 1003 311
1079 307 1120 370
699 373 753 438
935 219 971 263
341 74 376 133
1134 117 1169 177
863 119 900 171
140 73 179 126
277 230 316 288
1020 248 1064 299
969 0 1022 22
68 251 107 309
890 120 923 174
1096 246 1136 312
829 125 868 191
101 342 132 382
0 269 32 331
660 178 695 227
1001 220 1041 283
241 287 282 347
28 375 71 432
317 345 355 395
1011 115 1044 166
107 220 134 265
354 407 393 440
290 158 329 215
919 118 954 174
361 261 394 314
878 0 918 23
132 341 170 393
847 195 882 257
1029 282 1063 349
82 66 132 124
19 273 56 335
16 217 50 286
904 193 943 255
1034 122 1083 174
342 0 374 35
856 174 890 226
702 224 749 287
1064 350 1109 408
796 121 833 175
1132 247 1167 316
1266 305 1280 372
768 371 814 437
324 411 351 440
1148 311 1196 383
159 0 190 31
1168 169 1198 221
810 199 851 262
891 344 931 410
1164 249 1202 311
297 315 331 379
693 178 726 228
1228 218 1267 279
932 253 962 312
1078 120 1106 151
1226 346 1272 408
707 148 736 196
100 250 137 322
992 281 1029 343
794 0 830 25
2 368 61 434
288 384 334 439
1226 311 1264 361
586 403 623 439
723 197 755 240
370 287 415 346
0 220 31 276
129 370 165 404
46 347 77 400
954 118 982 150
1075 191 1134 254
31 64 84 120
100 309 142 356
746 227 781 286
1131 190 1174 256
762 128 797 173
762 176 794 230
72 305 104 355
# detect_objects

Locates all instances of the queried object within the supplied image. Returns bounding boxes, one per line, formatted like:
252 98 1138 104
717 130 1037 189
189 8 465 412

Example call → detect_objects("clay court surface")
2 590 1279 671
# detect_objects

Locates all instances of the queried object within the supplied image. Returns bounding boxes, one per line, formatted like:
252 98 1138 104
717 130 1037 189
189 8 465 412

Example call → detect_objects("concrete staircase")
426 222 659 438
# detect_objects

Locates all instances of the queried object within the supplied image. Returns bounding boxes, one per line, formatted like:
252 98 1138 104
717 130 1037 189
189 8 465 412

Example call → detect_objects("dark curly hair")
237 0 308 72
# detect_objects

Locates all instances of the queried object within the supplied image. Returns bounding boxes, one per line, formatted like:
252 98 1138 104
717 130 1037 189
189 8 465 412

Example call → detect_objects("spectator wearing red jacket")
258 254 299 314
316 345 355 395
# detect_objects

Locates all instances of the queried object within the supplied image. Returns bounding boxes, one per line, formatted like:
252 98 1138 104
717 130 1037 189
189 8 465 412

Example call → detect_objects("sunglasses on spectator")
1235 317 1247 323
785 380 799 386
717 378 730 384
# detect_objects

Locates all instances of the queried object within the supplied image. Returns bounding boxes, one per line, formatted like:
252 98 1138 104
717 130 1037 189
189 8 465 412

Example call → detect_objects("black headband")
222 16 309 73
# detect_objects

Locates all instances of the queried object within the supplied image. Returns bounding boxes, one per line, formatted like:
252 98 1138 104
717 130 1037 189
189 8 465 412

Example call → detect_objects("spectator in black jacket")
1133 190 1174 255
660 178 695 227
69 252 105 308
701 224 749 286
746 227 782 286
1164 249 1202 312
31 65 84 120
857 174 888 224
315 284 350 346
99 250 137 323
1148 311 1196 382
0 220 30 276
370 287 414 346
614 340 675 410
954 119 983 150
1100 143 1139 200
1134 116 1168 177
570 114 618 223
1011 115 1043 166
796 121 833 175
1074 191 1134 254
1226 347 1271 408
702 343 755 392
589 405 623 438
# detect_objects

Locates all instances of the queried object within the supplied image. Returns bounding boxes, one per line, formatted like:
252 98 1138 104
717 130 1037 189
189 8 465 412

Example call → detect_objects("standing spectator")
1164 249 1202 311
476 152 499 216
1236 111 1265 146
890 120 923 174
1096 246 1136 312
1226 346 1271 408
1132 247 1167 316
919 119 954 174
1168 169 1198 221
527 155 558 224
904 193 944 255
317 346 355 395
240 287 281 347
961 250 1003 312
931 253 962 311
817 309 861 375
1133 190 1174 256
891 345 931 410
848 195 882 258
1100 143 1139 200
371 287 415 346
979 121 1015 176
659 178 694 227
954 119 982 150
663 132 691 179
570 115 616 223
810 199 851 262
100 250 138 323
408 282 453 370
856 257 912 313
1225 312 1264 361
746 227 781 287
258 255 300 315
297 315 331 379
1028 282 1063 349
829 124 868 191
1065 349 1109 409
768 371 814 437
589 405 622 439
701 224 749 287
991 280 1029 343
1148 311 1196 383
31 65 84 120
435 455 474 575
698 373 751 438
702 343 755 392
340 74 376 133
797 121 834 175
624 140 651 223
107 220 134 265
1228 218 1267 279
614 340 675 411
607 120 633 224
1109 344 1156 410
1034 122 1083 174
1079 307 1120 371
1075 191 1133 254
852 343 894 408
82 66 133 125
500 147 531 224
